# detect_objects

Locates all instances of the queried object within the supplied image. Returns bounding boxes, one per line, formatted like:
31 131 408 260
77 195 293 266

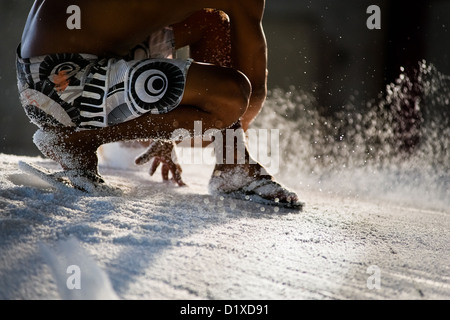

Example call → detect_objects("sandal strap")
242 178 277 194
50 169 104 192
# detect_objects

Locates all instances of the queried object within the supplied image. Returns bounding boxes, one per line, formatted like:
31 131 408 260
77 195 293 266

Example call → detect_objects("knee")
198 9 230 33
184 63 250 129
233 70 252 117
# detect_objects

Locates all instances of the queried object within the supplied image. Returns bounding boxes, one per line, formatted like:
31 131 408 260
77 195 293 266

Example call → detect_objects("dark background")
1 0 450 155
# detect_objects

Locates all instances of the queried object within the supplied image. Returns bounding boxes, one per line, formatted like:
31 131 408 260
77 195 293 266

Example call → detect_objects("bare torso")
20 0 200 58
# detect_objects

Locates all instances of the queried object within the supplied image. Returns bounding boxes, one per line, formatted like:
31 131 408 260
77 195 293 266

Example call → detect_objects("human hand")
135 140 186 186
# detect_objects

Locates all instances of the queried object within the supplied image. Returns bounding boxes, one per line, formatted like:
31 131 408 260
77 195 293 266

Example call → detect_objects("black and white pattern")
38 53 89 84
77 61 109 129
16 50 94 127
17 45 192 130
127 60 186 115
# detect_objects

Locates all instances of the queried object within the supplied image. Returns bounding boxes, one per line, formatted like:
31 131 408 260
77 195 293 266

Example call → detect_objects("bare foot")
208 163 303 209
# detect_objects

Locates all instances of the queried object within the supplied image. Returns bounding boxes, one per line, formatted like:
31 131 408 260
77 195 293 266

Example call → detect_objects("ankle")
213 162 265 178
33 129 99 174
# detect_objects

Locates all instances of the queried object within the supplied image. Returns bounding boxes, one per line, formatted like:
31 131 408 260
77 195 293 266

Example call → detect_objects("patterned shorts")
16 27 192 130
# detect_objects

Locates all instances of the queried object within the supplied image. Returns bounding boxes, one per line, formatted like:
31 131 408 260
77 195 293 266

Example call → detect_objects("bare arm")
228 0 268 130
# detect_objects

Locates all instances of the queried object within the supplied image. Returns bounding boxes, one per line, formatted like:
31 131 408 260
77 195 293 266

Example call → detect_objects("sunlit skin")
22 0 265 164
20 0 300 205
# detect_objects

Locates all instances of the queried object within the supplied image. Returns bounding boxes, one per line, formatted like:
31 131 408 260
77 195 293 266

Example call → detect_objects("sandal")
208 166 304 210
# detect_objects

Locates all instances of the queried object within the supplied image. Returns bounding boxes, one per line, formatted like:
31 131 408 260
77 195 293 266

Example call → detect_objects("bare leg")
35 62 251 175
171 9 301 208
26 2 301 207
173 10 260 165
